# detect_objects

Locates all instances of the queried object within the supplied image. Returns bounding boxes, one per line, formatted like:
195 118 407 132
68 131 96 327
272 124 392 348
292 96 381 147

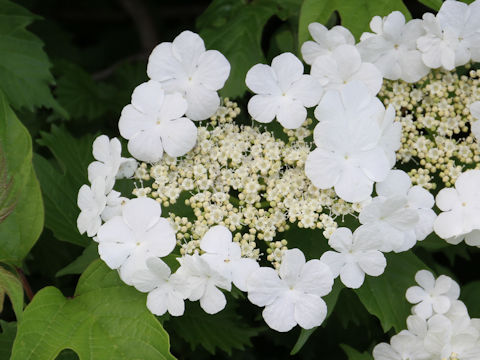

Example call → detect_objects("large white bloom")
372 330 430 360
301 23 355 65
469 101 480 141
245 52 323 129
96 197 176 285
147 30 230 120
417 1 480 71
175 253 231 314
118 80 197 163
199 225 259 291
357 11 429 82
320 226 386 289
311 44 383 95
128 257 187 316
406 270 460 320
434 170 480 246
247 249 334 332
376 170 436 241
77 177 107 237
305 82 394 202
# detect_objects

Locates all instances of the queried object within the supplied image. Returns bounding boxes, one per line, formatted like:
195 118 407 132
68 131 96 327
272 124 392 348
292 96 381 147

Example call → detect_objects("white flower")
301 23 354 65
175 253 231 314
373 330 430 360
245 52 323 129
77 177 107 237
199 225 259 291
406 270 460 319
311 44 383 96
469 101 480 141
100 190 128 222
129 257 186 316
247 249 333 332
88 135 121 193
96 197 176 285
376 170 436 241
305 82 392 202
357 11 429 82
118 80 197 163
434 170 480 245
417 2 480 71
117 158 138 179
320 227 386 289
147 30 230 120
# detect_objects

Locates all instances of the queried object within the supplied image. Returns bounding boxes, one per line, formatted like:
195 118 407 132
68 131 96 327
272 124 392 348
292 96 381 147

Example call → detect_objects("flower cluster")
373 270 480 360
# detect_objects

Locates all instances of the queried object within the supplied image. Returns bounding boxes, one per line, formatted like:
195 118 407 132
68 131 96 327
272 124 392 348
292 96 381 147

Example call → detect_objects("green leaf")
417 0 443 10
197 0 279 98
0 0 64 113
56 243 99 277
167 301 263 355
11 260 175 360
461 281 480 318
298 0 412 46
340 344 373 360
0 90 44 264
33 126 95 247
0 321 16 360
355 252 428 333
0 266 24 321
290 328 316 355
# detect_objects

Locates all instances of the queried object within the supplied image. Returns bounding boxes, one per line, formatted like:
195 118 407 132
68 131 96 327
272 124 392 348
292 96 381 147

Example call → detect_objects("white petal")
131 81 165 115
147 42 185 82
286 75 323 107
415 270 435 290
200 282 226 314
247 267 286 306
432 295 451 314
372 343 399 360
245 64 280 95
349 62 383 95
406 286 427 304
262 295 296 332
340 262 365 289
296 259 333 297
98 241 135 270
200 225 232 255
146 287 169 316
231 258 259 292
314 89 344 123
160 117 197 157
376 169 411 197
334 165 374 203
356 250 386 277
304 148 342 189
271 52 303 93
158 92 188 121
279 249 305 286
413 300 433 319
355 148 390 182
276 98 307 129
122 197 161 231
434 211 465 239
195 50 230 90
247 94 280 123
142 218 176 257
435 187 460 211
171 31 206 75
320 251 345 278
294 294 327 329
185 84 220 121
127 129 163 163
328 227 353 252
166 291 186 316
118 104 153 140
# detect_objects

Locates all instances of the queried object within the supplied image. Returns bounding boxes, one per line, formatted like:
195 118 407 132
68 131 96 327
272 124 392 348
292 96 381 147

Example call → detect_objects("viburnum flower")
88 135 137 193
434 170 480 246
199 225 259 291
301 22 355 65
118 80 197 163
129 257 187 316
406 270 460 320
417 1 480 71
305 82 394 202
77 177 107 237
175 253 231 314
372 330 430 360
247 249 334 332
147 30 230 120
100 190 128 222
469 101 480 140
376 170 436 241
320 227 386 289
311 44 383 95
96 197 176 285
245 52 323 129
357 11 429 82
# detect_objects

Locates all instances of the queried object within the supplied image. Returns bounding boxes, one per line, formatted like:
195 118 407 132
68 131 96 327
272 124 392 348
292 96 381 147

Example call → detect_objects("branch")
118 0 158 53
16 268 34 302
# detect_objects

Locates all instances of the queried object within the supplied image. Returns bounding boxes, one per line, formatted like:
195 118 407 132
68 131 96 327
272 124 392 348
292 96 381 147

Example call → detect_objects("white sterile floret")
147 30 230 120
245 52 323 129
301 23 355 65
311 44 383 95
100 190 128 222
434 170 480 246
77 177 107 237
406 270 460 320
376 170 436 241
357 11 429 82
129 257 187 316
247 249 334 332
320 227 386 289
199 225 259 291
88 135 122 193
118 80 197 163
175 253 231 314
372 330 430 360
469 101 480 141
417 1 480 71
305 82 395 202
96 197 176 285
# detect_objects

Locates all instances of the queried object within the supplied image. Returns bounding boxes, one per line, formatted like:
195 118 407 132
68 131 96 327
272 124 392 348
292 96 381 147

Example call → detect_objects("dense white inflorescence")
76 2 480 353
